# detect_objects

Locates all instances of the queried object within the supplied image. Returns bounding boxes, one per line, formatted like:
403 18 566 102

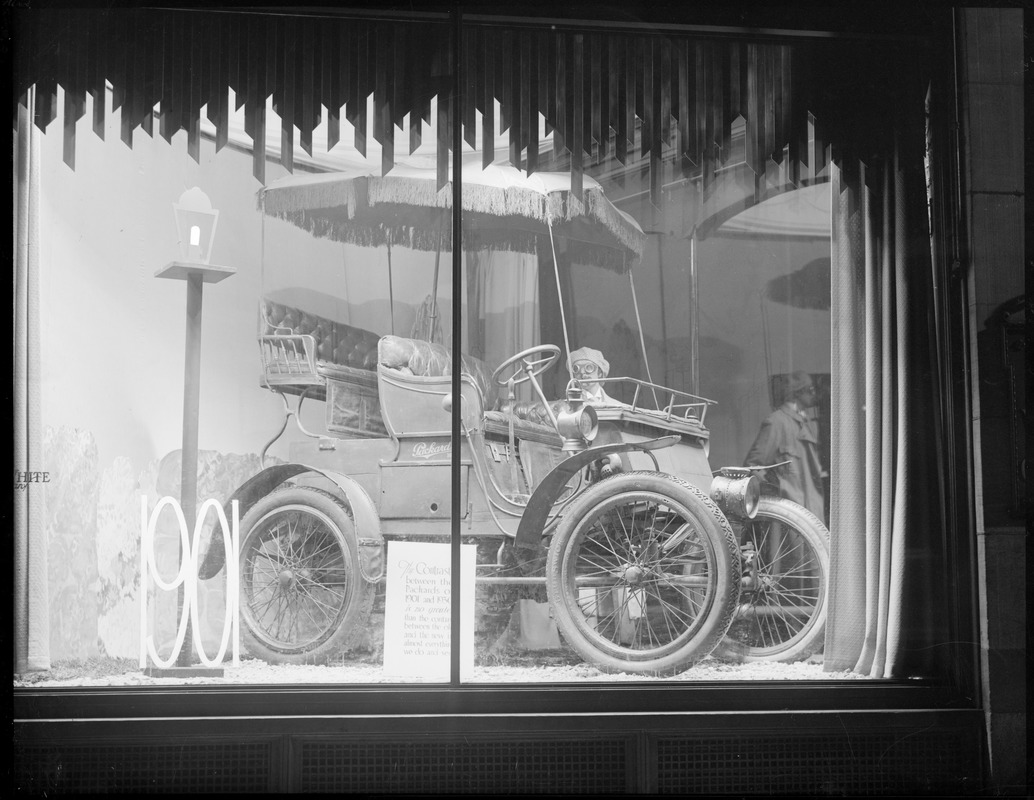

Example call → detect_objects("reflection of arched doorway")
761 255 832 503
691 180 831 474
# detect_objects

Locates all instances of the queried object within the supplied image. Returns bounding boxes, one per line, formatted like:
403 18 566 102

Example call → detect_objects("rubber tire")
720 497 829 662
546 471 741 676
238 486 375 664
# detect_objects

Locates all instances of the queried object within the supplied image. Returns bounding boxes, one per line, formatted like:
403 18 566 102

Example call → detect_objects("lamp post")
153 187 235 674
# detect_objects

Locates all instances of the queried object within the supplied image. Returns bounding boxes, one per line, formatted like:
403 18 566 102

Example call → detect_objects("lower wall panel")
295 734 635 794
13 738 280 794
14 713 985 795
653 727 981 795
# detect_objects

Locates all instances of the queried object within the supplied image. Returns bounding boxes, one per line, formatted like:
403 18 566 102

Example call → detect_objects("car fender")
197 463 384 583
513 435 680 552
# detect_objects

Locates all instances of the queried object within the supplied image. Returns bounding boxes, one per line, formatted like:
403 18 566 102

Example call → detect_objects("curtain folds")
465 249 541 406
14 87 50 674
478 250 540 372
825 138 944 678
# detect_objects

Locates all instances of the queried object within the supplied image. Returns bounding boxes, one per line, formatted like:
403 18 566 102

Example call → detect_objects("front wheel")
720 497 830 662
546 472 741 676
238 486 375 664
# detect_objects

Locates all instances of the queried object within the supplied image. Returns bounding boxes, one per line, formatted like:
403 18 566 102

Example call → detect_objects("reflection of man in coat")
744 371 827 522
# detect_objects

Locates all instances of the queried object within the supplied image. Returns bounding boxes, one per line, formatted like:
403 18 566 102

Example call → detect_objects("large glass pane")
15 10 945 690
18 10 455 686
455 25 841 683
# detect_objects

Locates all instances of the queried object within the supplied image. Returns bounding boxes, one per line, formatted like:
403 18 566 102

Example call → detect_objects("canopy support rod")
428 210 444 341
547 221 573 372
690 233 699 394
629 267 661 408
260 205 266 303
387 238 395 335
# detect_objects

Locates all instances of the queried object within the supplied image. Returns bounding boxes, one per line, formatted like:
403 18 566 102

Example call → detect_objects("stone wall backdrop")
44 424 267 663
144 449 266 662
44 427 103 661
96 456 150 659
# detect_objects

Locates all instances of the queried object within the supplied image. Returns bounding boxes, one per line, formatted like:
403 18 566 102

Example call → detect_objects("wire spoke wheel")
547 472 740 676
721 497 829 662
239 486 374 663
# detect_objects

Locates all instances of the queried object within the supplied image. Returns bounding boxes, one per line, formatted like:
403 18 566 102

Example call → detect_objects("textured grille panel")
299 737 630 794
15 741 272 794
655 729 981 794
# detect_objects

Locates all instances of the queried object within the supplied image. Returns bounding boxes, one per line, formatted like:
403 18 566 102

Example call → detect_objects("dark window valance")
12 9 452 184
12 8 924 203
461 25 807 202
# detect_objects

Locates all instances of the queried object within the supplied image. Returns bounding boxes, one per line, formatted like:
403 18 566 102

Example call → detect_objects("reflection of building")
692 184 832 471
11 6 1022 795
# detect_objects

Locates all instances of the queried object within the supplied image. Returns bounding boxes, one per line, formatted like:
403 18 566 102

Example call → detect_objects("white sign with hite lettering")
383 541 475 681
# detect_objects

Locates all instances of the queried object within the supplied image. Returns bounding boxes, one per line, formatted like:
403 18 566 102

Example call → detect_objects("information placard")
383 541 476 681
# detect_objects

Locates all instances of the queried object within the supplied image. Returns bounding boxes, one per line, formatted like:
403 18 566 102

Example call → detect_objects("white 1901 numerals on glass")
139 496 239 669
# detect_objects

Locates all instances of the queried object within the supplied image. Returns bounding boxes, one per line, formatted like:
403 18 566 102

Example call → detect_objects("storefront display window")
14 8 952 689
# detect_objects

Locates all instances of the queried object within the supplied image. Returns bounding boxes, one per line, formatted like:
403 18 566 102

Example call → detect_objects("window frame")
11 2 980 721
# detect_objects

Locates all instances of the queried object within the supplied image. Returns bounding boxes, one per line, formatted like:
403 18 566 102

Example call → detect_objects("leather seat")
378 335 560 443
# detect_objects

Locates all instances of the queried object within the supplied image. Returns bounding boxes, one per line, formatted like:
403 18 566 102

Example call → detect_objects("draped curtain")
14 87 50 674
478 249 540 372
465 249 541 405
825 138 946 677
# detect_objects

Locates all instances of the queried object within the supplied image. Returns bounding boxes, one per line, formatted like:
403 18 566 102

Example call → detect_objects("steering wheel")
492 344 562 387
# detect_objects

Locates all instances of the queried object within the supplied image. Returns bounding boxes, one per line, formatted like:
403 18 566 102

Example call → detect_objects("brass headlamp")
710 466 761 520
555 380 598 453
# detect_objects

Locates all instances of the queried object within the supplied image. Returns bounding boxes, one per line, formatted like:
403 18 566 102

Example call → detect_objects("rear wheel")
239 486 375 664
721 497 829 662
546 472 740 676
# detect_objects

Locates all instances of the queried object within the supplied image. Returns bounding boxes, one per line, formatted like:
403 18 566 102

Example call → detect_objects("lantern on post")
150 187 236 675
173 187 220 264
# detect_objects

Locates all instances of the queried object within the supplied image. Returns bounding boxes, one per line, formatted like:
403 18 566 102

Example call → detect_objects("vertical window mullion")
450 7 463 687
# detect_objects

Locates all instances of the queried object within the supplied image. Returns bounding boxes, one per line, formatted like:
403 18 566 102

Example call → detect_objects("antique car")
200 159 830 676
